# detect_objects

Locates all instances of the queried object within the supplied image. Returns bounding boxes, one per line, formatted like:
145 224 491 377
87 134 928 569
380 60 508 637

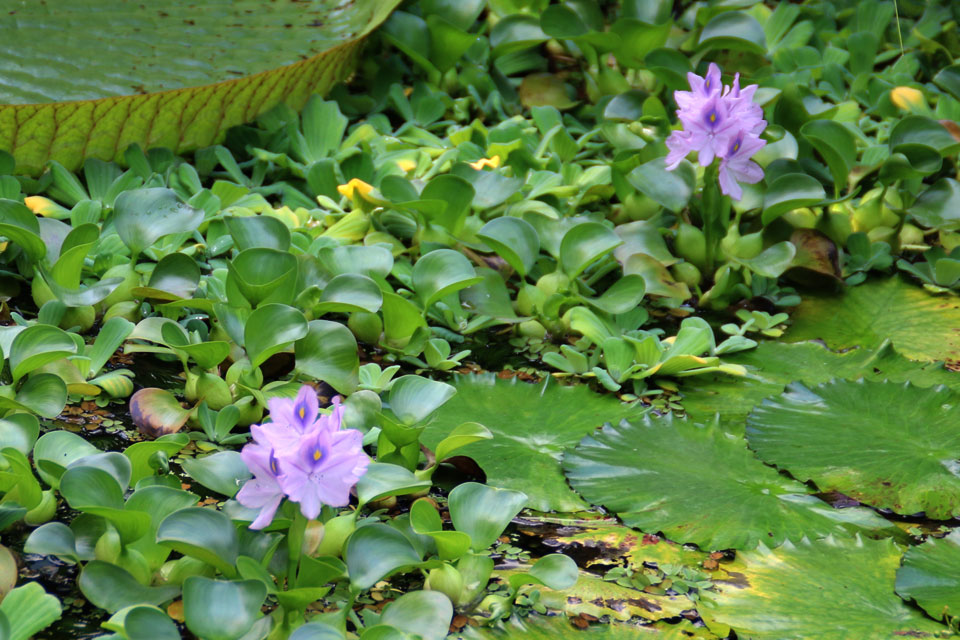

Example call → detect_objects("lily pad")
747 380 960 518
700 536 950 640
0 0 401 173
680 340 960 434
896 529 960 620
421 374 638 512
785 276 960 362
458 615 714 638
563 414 897 550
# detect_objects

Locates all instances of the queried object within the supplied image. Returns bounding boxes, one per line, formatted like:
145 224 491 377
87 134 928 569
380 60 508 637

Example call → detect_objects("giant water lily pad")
421 374 638 512
700 536 950 640
785 276 960 362
563 414 898 550
459 615 715 639
747 380 960 518
680 340 960 434
896 529 960 620
532 572 690 623
0 0 401 173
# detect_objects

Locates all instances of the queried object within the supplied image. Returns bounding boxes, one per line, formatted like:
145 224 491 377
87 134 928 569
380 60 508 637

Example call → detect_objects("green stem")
286 510 308 588
701 164 720 274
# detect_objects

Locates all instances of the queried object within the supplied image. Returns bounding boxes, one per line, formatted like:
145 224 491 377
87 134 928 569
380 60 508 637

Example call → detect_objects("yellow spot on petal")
891 86 924 110
313 449 323 461
709 112 716 123
298 406 305 419
337 178 375 201
396 159 417 173
468 156 501 170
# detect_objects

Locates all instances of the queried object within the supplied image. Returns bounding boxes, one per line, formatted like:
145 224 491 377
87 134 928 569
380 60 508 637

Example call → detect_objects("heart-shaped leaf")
294 320 360 395
182 577 266 640
113 188 204 256
448 482 528 551
345 523 422 590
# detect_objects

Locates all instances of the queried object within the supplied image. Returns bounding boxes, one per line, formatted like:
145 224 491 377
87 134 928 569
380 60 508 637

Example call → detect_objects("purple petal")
718 162 743 200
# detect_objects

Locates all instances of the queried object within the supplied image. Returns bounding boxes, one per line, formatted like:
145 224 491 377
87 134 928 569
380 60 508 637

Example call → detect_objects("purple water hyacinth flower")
236 441 285 530
664 64 767 200
280 427 369 519
237 385 369 526
718 132 766 201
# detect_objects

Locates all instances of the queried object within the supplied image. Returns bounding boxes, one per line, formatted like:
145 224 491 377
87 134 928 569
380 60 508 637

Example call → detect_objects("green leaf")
86 317 135 378
182 577 266 640
0 582 62 640
478 217 540 278
0 200 45 261
132 252 201 300
381 291 428 349
563 413 897 551
33 430 98 488
292 97 349 164
559 222 622 279
489 14 548 57
0 0 402 174
698 11 766 55
226 215 292 252
458 615 678 639
79 561 179 613
294 319 360 395
60 466 150 543
910 178 960 230
311 274 383 315
422 374 636 511
244 303 308 368
117 605 181 640
889 116 960 155
345 523 422 590
410 499 471 560
449 482 528 551
585 274 646 315
113 188 204 256
433 422 493 463
380 591 453 640
626 159 695 213
785 276 960 361
181 451 251 499
896 529 960 621
738 241 797 278
8 324 77 382
156 507 238 577
526 554 578 591
227 248 299 307
623 253 691 299
748 380 960 519
699 537 949 640
800 120 856 194
388 375 456 426
356 463 432 507
761 173 826 225
0 414 39 455
412 249 482 310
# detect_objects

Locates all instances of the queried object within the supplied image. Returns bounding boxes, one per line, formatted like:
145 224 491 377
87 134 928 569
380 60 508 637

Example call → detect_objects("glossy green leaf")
86 317 135 378
559 222 622 278
294 319 360 394
356 462 432 507
748 380 960 519
132 252 201 300
33 430 98 488
564 413 896 551
910 178 960 230
410 499 471 560
412 249 482 310
0 582 62 640
244 303 308 368
380 591 453 640
345 523 422 590
156 507 239 577
123 434 189 486
182 577 266 640
118 605 181 640
0 414 39 455
433 422 493 463
762 173 826 225
896 529 960 620
478 217 540 278
698 11 766 54
0 0 401 174
388 375 456 426
79 561 179 613
889 116 960 155
700 537 949 640
800 120 856 194
381 291 428 349
227 248 299 307
312 274 383 315
181 451 251 499
739 241 797 278
586 274 646 315
113 188 204 256
226 215 291 252
626 159 695 213
449 482 528 551
0 200 45 261
8 324 77 382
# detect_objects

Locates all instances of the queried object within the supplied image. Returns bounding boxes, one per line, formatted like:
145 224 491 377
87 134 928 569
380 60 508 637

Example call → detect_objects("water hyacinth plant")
237 385 369 528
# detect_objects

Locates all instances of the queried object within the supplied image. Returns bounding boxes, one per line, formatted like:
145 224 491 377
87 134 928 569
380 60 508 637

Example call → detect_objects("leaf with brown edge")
0 0 401 174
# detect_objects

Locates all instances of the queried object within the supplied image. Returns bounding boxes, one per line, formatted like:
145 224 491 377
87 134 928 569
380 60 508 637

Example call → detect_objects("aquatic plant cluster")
0 0 959 639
